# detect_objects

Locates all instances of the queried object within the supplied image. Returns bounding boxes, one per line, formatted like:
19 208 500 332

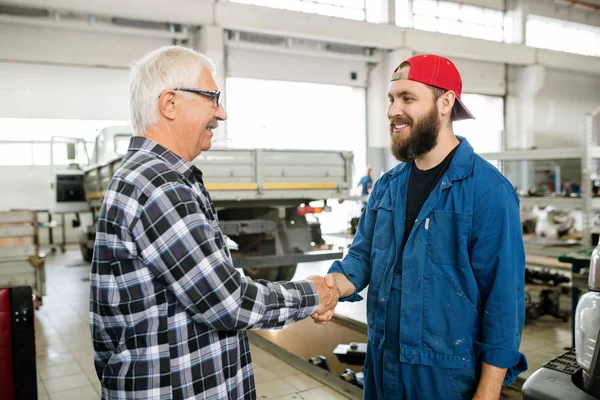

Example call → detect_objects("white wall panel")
451 58 506 96
216 1 405 49
0 23 171 68
526 0 600 28
405 29 536 65
226 47 369 87
534 68 600 147
0 0 599 76
1 0 214 25
536 49 600 77
0 62 130 120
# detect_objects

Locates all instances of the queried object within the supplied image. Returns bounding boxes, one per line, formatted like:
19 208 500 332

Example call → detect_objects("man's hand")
309 275 340 325
329 273 356 298
309 273 356 325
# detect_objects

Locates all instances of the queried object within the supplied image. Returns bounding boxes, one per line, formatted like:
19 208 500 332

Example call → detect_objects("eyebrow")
388 90 417 98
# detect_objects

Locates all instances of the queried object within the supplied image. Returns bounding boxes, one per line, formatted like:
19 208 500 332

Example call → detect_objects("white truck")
79 126 353 281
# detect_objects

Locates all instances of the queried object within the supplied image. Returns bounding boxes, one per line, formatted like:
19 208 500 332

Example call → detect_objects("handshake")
308 273 355 325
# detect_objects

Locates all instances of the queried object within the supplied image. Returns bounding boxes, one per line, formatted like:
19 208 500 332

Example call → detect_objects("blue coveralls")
329 137 528 399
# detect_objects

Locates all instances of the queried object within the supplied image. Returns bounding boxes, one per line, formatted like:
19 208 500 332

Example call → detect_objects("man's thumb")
324 274 335 288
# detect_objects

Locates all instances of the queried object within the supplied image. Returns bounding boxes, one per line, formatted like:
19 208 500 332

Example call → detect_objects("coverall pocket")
423 273 478 356
371 194 394 250
426 210 471 267
367 257 387 327
446 367 478 400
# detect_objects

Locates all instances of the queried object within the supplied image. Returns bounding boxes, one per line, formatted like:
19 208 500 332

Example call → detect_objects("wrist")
331 273 355 298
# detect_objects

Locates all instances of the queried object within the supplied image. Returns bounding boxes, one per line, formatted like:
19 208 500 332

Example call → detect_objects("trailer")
80 126 353 280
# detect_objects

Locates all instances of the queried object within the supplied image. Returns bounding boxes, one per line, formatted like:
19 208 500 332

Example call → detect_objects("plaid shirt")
90 137 319 400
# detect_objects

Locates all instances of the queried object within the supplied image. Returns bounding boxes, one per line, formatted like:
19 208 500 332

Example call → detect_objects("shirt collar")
127 136 203 183
386 135 475 182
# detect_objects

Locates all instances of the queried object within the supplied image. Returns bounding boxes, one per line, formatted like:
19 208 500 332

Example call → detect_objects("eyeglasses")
172 88 222 106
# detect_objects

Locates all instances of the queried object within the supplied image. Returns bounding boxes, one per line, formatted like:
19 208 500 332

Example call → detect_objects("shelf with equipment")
480 108 600 248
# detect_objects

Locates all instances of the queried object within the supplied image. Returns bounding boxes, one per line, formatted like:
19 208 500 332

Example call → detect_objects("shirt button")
415 218 418 223
442 182 447 186
380 298 385 302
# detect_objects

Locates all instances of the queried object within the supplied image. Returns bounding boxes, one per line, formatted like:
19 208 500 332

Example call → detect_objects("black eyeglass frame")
161 88 222 106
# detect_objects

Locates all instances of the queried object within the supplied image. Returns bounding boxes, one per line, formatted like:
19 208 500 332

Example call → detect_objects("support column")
366 0 391 24
505 64 545 192
193 25 228 146
366 48 412 177
506 0 528 44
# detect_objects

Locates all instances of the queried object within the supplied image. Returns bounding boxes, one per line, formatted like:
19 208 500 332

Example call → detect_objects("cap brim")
454 97 475 121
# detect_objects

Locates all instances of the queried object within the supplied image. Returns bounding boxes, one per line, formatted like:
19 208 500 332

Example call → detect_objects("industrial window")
225 77 367 184
526 15 600 57
454 94 503 158
227 0 366 21
397 0 509 42
0 118 129 166
226 77 367 234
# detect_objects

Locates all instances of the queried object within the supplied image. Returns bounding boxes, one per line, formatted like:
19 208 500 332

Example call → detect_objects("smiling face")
387 66 442 163
177 68 228 159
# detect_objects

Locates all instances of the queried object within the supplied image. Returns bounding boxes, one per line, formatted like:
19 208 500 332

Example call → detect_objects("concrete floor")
32 242 572 399
33 246 350 400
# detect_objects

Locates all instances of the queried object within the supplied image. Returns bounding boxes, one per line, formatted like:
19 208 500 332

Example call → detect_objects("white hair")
129 46 216 136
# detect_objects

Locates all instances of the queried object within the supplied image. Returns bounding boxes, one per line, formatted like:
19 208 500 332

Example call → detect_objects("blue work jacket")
329 137 527 385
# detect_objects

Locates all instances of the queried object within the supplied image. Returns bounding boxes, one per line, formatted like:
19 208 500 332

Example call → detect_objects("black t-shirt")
401 145 459 250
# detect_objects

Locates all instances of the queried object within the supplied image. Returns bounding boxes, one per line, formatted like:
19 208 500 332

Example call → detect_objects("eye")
403 96 414 102
388 96 394 104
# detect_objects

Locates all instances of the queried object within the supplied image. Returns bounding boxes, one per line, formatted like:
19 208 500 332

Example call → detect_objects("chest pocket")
426 210 471 267
190 182 229 253
371 194 394 250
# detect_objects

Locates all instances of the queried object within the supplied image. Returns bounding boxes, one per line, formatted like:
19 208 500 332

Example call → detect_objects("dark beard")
390 104 440 163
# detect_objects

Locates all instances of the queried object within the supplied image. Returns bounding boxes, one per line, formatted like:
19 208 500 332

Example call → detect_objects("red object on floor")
0 288 14 400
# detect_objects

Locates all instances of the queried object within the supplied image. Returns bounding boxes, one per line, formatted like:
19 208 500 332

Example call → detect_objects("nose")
216 104 228 121
388 102 404 120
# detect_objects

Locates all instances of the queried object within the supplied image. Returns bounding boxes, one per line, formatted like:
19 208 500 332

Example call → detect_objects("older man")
89 46 338 400
323 54 527 399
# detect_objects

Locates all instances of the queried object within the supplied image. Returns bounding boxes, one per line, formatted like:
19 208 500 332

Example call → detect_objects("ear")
438 91 456 119
158 90 177 121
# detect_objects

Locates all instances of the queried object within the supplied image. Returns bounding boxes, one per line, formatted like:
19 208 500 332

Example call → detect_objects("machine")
49 136 89 213
522 242 600 399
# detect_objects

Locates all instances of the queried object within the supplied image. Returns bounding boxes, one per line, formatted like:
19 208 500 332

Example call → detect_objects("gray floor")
34 244 572 399
33 246 350 400
294 255 573 382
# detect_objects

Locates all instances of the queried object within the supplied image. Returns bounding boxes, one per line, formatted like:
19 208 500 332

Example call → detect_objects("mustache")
390 117 412 126
207 121 219 130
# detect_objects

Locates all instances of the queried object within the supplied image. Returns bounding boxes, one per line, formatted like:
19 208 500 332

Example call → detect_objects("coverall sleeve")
470 182 528 385
328 180 382 302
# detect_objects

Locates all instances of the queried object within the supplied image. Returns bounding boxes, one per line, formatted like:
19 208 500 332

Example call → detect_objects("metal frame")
480 147 583 161
248 331 363 400
233 250 343 269
480 111 600 247
219 219 278 236
583 113 594 247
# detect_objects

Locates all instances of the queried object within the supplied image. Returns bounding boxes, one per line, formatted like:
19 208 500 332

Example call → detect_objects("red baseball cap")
391 54 475 121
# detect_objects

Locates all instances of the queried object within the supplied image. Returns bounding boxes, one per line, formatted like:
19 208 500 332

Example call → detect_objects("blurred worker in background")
358 166 374 211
